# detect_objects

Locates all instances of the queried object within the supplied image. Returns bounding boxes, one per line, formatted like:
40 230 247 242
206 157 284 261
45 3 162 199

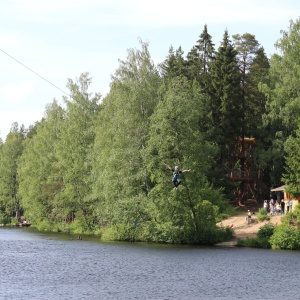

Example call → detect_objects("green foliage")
0 212 11 225
270 223 300 250
283 127 300 195
160 46 187 78
4 21 300 246
237 223 275 248
35 219 53 232
237 237 271 248
209 30 243 181
263 18 300 185
257 208 269 221
100 223 142 242
67 220 88 235
280 204 300 226
0 123 24 222
256 223 275 239
18 101 65 223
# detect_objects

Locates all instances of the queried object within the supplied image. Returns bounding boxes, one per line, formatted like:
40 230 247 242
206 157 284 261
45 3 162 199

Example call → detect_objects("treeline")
1 19 300 244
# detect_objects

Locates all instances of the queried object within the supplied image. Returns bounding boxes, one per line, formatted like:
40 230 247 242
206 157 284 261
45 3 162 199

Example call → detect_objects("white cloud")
0 33 22 48
0 80 35 103
7 0 298 27
124 0 297 28
0 110 42 123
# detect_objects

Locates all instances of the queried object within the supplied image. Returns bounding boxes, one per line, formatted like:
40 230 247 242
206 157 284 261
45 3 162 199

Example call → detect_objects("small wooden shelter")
270 185 300 212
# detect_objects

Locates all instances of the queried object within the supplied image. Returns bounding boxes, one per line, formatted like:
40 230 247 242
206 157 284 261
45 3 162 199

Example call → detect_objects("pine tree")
232 33 260 138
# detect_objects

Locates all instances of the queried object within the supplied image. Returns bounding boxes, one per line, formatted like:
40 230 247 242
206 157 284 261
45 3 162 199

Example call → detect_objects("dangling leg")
173 180 181 189
172 179 177 189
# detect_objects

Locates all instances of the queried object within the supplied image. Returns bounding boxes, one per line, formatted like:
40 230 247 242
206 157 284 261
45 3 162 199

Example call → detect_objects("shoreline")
216 214 283 247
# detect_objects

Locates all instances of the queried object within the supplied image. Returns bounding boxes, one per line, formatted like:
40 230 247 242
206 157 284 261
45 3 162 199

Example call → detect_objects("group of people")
263 198 293 216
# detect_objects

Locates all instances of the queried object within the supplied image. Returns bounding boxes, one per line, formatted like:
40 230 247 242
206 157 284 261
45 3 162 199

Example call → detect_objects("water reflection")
0 227 299 299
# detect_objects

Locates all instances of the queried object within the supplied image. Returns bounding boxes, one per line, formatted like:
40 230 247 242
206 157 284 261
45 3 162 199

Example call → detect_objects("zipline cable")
0 47 70 97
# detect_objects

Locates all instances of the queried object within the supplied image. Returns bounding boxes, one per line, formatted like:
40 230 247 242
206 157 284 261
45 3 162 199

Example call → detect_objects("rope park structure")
228 137 268 206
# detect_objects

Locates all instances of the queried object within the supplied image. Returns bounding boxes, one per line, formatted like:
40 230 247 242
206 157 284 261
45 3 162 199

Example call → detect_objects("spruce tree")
186 24 215 89
160 46 187 79
210 30 242 177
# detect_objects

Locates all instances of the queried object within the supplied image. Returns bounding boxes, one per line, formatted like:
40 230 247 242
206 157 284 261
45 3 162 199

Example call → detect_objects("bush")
0 212 11 225
237 237 271 248
257 208 270 222
213 226 234 243
35 219 52 231
269 223 300 250
256 223 275 239
237 223 275 249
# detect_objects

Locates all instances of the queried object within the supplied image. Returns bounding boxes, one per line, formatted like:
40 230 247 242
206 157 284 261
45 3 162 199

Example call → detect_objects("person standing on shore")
281 200 285 215
263 200 268 213
287 199 293 213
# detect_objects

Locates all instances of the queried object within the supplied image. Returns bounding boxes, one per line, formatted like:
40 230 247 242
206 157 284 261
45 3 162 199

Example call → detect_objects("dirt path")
215 213 283 247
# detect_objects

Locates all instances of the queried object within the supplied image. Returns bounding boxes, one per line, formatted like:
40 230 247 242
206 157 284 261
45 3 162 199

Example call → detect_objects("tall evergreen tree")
232 34 271 198
245 47 271 195
232 33 260 138
246 47 270 136
186 24 215 88
160 46 187 78
210 30 242 177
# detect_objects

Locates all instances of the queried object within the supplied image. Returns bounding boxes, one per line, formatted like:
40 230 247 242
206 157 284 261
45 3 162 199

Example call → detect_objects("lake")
0 227 299 300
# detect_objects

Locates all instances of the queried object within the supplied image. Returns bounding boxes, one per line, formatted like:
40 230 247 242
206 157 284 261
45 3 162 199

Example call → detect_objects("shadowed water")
0 227 299 300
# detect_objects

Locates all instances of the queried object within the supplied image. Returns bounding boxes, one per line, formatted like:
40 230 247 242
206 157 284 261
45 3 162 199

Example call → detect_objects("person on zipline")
165 164 191 189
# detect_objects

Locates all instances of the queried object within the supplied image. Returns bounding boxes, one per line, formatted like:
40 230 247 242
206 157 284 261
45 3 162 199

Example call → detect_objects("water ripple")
0 228 300 299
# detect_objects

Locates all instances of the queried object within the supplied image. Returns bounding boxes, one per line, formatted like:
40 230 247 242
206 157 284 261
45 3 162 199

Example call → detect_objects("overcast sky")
1 0 299 141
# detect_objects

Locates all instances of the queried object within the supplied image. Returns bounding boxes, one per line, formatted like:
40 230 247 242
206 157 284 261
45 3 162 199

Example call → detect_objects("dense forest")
1 19 300 245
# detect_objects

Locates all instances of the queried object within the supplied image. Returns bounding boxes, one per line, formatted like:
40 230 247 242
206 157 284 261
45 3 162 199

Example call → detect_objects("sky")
0 0 299 141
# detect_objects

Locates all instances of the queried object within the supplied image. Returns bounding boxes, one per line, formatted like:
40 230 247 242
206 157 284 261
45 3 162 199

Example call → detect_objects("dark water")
0 228 300 300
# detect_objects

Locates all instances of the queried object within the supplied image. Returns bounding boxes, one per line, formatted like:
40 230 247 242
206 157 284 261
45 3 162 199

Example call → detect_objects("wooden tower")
228 138 256 204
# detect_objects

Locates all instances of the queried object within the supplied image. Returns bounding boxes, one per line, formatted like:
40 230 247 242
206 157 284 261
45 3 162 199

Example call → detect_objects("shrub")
213 226 234 244
237 237 271 248
0 212 10 225
269 223 300 250
237 223 275 249
68 219 86 235
257 208 269 222
256 223 275 239
35 219 52 231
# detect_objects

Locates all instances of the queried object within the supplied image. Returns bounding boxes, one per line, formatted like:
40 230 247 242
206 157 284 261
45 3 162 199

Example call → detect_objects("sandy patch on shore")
216 213 283 246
